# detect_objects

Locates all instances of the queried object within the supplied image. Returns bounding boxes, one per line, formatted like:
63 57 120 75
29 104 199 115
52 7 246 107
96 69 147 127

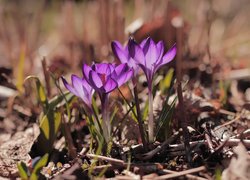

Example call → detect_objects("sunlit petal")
111 41 128 63
155 43 177 72
128 38 145 65
61 76 78 96
82 64 92 82
89 70 103 90
103 78 118 93
144 38 158 69
162 43 177 64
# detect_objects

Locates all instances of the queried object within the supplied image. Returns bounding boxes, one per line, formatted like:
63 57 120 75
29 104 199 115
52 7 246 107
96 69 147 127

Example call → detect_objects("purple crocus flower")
82 63 133 95
128 37 177 142
111 41 139 74
82 62 133 143
128 37 177 87
62 75 94 108
112 39 148 146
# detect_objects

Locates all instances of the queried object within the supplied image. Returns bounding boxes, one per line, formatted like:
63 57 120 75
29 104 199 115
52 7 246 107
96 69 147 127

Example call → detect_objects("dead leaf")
0 124 39 178
222 143 250 180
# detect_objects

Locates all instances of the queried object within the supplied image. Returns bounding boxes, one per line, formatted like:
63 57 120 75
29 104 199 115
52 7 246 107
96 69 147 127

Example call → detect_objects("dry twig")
141 131 180 160
155 166 206 179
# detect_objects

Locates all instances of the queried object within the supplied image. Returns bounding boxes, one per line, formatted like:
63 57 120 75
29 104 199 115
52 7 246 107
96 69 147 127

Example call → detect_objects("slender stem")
175 17 191 166
90 105 103 135
148 83 154 143
60 108 77 159
41 57 51 97
101 93 110 144
132 78 148 150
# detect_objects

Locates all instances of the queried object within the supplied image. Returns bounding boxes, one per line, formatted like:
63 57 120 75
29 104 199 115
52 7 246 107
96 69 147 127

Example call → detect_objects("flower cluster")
62 37 176 144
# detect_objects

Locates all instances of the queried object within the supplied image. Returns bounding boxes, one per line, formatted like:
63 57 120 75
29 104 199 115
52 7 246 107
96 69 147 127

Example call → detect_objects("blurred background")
0 0 249 91
0 1 250 178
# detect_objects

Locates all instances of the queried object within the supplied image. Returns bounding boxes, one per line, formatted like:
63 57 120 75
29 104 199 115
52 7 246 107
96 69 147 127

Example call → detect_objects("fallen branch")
185 174 208 180
86 154 169 174
86 154 125 167
160 169 208 180
141 131 180 160
168 138 250 151
155 166 206 179
89 164 113 174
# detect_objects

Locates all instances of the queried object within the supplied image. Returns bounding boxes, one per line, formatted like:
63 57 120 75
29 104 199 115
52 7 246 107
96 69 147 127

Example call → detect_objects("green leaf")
142 102 149 122
92 97 99 116
25 76 49 111
38 83 47 103
48 91 74 109
86 116 103 144
54 111 61 136
25 76 62 154
155 96 176 140
26 76 76 155
17 161 29 180
215 168 222 180
110 106 118 124
37 110 62 154
159 68 174 93
219 80 230 105
155 84 177 141
40 114 50 140
30 153 49 180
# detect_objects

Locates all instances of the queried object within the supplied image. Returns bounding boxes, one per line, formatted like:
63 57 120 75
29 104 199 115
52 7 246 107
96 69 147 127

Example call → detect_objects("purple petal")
89 71 103 89
140 37 149 48
94 63 114 75
110 63 134 86
81 78 95 103
156 41 164 59
82 64 92 82
115 73 128 86
82 78 93 93
81 85 93 107
154 43 177 72
141 37 151 53
62 76 78 96
114 63 128 75
144 38 158 69
116 69 133 87
128 38 145 65
162 43 177 64
111 41 128 63
103 78 118 93
137 64 150 82
123 42 140 72
72 75 86 99
62 75 94 107
154 41 165 66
